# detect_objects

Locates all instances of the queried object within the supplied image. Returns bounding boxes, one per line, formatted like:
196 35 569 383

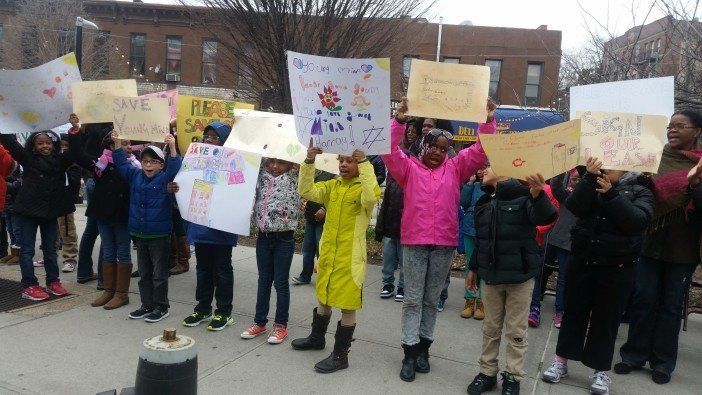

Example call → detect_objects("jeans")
96 220 132 263
401 245 455 345
6 212 18 246
463 236 481 299
254 231 295 326
134 236 171 310
381 237 404 289
1 214 7 252
619 256 696 374
531 245 570 312
299 219 323 283
439 271 451 302
77 178 103 280
15 214 59 287
194 243 234 316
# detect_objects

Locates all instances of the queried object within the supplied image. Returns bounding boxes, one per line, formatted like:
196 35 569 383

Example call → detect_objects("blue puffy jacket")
186 121 238 246
114 148 182 235
460 182 485 238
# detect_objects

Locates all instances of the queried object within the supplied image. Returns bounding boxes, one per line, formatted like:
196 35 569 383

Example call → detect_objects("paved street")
0 206 700 394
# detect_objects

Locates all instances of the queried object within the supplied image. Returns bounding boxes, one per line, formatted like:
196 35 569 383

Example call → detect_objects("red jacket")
0 145 16 211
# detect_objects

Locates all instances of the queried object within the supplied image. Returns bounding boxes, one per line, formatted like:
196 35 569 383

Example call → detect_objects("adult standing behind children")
0 131 75 301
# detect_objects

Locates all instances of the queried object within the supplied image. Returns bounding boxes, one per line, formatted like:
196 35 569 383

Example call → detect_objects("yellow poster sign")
72 79 138 123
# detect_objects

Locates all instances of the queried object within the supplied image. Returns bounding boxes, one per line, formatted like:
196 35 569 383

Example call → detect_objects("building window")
129 33 146 76
485 59 502 99
402 55 419 80
21 26 39 69
635 43 640 59
238 42 253 89
643 42 650 60
92 31 110 77
165 36 182 79
202 39 218 85
442 56 460 63
57 29 75 57
655 38 661 55
524 62 543 106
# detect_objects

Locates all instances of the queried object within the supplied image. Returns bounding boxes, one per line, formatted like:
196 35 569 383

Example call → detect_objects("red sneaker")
267 323 288 344
22 285 50 301
240 323 267 339
46 281 70 297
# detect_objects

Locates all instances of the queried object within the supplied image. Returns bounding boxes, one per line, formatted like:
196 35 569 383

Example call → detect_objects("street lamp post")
75 17 99 72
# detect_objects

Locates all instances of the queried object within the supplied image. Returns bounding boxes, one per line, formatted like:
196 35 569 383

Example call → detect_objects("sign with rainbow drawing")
0 53 82 134
287 51 391 155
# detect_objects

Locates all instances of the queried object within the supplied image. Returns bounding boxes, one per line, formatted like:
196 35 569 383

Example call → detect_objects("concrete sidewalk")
0 206 701 394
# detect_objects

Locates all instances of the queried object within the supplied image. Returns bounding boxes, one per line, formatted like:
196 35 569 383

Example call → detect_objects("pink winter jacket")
382 117 496 247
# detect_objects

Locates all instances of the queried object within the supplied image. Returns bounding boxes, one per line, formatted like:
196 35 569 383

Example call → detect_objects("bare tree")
181 0 436 112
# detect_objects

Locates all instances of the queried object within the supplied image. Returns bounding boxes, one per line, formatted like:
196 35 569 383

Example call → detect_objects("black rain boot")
291 308 332 350
416 337 432 373
314 321 354 373
400 343 419 382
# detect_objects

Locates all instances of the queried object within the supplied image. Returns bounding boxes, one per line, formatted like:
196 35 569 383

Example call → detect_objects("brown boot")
1 246 20 265
460 298 475 319
473 298 485 320
170 236 190 275
91 261 116 307
104 263 132 310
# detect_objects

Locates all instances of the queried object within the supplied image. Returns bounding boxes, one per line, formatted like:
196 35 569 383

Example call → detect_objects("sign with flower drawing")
287 51 391 155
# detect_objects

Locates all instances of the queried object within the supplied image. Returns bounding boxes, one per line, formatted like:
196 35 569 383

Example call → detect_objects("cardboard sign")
287 51 391 155
72 79 138 124
406 59 490 123
481 120 582 180
112 96 170 142
225 109 339 174
577 111 668 173
140 89 178 119
174 143 262 235
569 76 674 120
175 94 254 154
0 53 82 133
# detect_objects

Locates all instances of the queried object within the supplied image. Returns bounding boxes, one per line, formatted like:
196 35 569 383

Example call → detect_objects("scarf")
647 144 702 232
95 149 142 177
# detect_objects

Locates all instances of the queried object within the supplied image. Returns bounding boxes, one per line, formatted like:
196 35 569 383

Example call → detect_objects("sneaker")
46 281 70 296
267 323 288 344
21 285 50 301
33 260 44 267
240 323 267 339
553 311 563 329
542 361 568 383
528 306 541 328
590 371 611 394
208 314 234 331
182 311 213 327
380 283 395 299
291 276 310 285
467 373 497 395
145 308 170 323
437 299 445 312
651 368 671 384
395 287 405 302
501 372 520 395
61 261 76 273
129 306 154 319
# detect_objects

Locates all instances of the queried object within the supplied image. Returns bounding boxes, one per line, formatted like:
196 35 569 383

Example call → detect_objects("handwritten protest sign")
0 53 82 133
176 94 254 154
287 51 391 155
406 59 490 123
569 76 673 120
174 143 262 235
72 79 138 124
111 96 170 142
577 111 668 173
481 120 581 180
140 89 178 119
225 109 339 174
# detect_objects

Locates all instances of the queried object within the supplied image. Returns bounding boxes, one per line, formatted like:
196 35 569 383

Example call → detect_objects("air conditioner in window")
165 73 181 82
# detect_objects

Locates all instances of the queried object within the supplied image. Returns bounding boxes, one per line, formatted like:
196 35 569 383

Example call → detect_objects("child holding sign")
112 131 182 323
383 99 495 383
0 131 76 301
292 143 381 374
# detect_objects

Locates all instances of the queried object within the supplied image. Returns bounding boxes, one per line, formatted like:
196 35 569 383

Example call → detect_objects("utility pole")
75 17 99 72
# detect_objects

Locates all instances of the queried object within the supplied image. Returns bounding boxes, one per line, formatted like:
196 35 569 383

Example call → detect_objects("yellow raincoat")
298 160 381 311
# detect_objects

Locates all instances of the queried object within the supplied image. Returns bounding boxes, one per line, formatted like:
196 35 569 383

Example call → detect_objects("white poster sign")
569 76 674 119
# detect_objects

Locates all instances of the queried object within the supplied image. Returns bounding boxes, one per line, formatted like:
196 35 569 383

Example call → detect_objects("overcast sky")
142 0 701 50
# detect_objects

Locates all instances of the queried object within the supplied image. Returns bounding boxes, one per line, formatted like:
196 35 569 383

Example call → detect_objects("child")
460 169 486 319
0 131 75 301
240 157 300 344
180 122 239 331
0 164 22 265
112 131 181 323
383 99 495 383
68 114 137 310
465 168 557 395
168 119 191 276
56 134 80 273
541 158 654 395
291 145 380 374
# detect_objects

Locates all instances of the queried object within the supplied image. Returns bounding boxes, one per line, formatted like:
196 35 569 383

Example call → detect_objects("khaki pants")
56 213 78 263
479 278 534 380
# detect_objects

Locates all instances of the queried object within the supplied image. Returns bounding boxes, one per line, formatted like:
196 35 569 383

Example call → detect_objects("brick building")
0 0 562 108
